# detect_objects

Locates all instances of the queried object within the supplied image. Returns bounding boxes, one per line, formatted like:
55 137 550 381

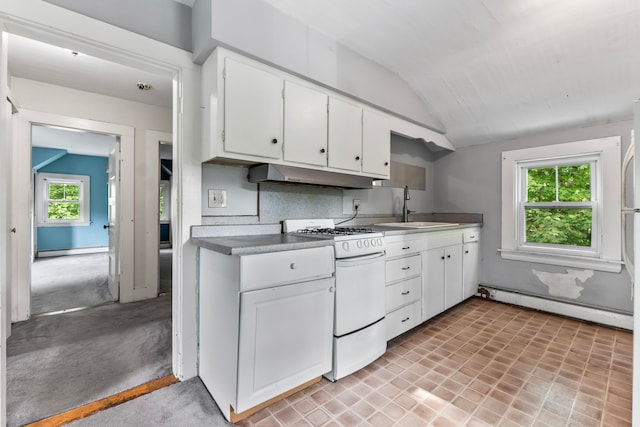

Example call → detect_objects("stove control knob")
370 239 377 246
357 240 362 248
363 239 370 248
342 242 349 252
377 237 383 246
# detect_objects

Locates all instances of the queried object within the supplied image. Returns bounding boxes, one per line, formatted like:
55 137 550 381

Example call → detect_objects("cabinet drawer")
385 276 421 313
385 238 426 258
240 246 335 291
385 301 421 341
386 254 421 283
463 228 480 243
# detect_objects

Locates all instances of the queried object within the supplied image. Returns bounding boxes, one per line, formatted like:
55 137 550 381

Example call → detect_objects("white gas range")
283 219 387 381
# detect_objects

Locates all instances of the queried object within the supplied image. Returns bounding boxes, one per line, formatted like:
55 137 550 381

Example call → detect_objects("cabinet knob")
384 162 389 166
290 263 296 269
355 155 360 161
320 148 326 153
465 250 469 254
272 138 278 144
441 256 445 260
447 254 451 259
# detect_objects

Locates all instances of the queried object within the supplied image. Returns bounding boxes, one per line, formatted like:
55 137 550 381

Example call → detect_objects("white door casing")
13 109 135 320
0 1 202 393
0 30 10 427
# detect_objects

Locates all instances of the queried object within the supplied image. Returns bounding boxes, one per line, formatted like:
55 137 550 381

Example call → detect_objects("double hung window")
500 137 621 272
36 173 90 226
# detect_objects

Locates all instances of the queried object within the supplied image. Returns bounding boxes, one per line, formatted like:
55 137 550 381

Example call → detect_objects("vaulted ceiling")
260 0 640 147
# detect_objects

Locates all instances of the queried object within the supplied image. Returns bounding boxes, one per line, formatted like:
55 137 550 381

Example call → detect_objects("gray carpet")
68 377 231 427
31 253 113 314
7 295 172 427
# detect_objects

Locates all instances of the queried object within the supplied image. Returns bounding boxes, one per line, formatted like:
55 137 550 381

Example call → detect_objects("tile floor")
237 297 632 427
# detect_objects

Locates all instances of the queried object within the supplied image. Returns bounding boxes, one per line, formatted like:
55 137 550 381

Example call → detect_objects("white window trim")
36 172 91 227
500 136 621 272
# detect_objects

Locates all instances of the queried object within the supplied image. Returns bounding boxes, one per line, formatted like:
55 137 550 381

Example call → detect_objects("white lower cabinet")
198 246 335 423
463 228 481 299
384 235 423 341
237 277 334 413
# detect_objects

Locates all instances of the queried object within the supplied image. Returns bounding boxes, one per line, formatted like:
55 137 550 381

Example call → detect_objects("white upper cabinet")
328 97 363 173
202 48 452 178
283 81 328 167
224 58 283 160
362 109 391 177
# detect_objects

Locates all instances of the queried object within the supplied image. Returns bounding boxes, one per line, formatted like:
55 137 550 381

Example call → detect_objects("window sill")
498 249 622 273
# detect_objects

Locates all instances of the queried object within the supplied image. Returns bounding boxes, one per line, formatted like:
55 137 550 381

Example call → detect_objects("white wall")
11 77 172 297
433 119 633 314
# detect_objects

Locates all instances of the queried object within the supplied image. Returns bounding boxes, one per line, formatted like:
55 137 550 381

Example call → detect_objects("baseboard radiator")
477 285 633 331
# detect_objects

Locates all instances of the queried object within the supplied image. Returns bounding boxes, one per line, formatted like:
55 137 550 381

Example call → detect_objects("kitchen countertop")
192 234 333 256
192 222 483 256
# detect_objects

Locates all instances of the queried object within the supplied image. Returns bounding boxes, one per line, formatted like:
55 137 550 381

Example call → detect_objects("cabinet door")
236 278 334 413
422 248 445 321
224 58 283 159
463 242 480 299
283 80 328 166
362 109 390 177
444 244 463 310
328 97 362 172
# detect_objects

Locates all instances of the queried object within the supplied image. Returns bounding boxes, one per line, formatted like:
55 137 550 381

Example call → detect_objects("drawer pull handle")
401 317 410 323
401 291 410 295
402 246 410 250
290 263 296 269
402 266 411 270
469 235 475 239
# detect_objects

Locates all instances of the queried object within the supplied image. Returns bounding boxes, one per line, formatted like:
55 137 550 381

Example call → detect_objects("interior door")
632 99 640 427
107 143 120 300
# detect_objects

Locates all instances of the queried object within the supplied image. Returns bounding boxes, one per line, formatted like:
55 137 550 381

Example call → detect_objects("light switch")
208 189 227 208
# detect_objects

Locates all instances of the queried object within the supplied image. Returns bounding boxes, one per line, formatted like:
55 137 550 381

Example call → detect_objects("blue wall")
34 148 109 251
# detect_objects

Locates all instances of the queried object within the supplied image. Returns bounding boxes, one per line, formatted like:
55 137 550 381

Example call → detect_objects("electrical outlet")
353 199 361 211
208 189 227 208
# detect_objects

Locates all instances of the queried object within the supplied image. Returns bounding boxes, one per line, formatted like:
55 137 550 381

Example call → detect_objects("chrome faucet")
403 185 414 222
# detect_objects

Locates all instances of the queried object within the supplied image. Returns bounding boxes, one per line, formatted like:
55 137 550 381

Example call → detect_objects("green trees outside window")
525 163 592 247
47 182 81 220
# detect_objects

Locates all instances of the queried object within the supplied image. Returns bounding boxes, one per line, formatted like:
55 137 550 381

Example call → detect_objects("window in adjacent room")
500 136 621 272
36 173 90 226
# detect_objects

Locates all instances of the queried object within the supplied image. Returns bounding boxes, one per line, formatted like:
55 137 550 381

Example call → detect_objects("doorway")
30 124 118 315
158 137 173 295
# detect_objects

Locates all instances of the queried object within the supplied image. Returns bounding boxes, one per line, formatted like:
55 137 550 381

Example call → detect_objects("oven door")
334 252 386 337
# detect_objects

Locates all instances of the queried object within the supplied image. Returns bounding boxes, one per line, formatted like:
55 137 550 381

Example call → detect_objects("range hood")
248 164 373 189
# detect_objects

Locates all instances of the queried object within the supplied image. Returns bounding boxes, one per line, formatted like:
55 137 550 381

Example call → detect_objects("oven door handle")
336 251 385 266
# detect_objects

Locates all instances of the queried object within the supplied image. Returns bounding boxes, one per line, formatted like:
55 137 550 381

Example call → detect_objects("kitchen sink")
375 221 459 228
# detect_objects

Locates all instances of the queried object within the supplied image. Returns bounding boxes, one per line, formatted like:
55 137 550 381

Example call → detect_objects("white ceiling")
7 33 172 109
32 125 116 158
260 0 640 147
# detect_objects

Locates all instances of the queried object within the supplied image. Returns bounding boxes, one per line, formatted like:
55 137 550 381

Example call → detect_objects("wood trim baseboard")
25 375 179 427
230 376 322 423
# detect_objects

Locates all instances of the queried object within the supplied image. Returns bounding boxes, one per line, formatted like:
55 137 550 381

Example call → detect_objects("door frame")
13 110 135 320
0 7 202 422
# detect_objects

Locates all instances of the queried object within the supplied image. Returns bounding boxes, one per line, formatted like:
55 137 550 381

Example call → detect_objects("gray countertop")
192 222 483 256
193 234 334 256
